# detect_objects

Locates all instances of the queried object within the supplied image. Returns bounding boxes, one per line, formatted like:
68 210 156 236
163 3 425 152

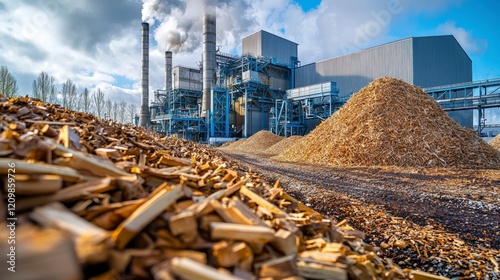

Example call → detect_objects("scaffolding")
150 89 207 141
151 52 292 142
270 82 343 137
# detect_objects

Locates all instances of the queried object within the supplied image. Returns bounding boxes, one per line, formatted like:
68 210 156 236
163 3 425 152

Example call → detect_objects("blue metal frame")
424 78 500 136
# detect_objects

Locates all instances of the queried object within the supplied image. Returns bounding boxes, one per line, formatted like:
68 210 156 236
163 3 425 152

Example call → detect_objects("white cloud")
437 21 487 54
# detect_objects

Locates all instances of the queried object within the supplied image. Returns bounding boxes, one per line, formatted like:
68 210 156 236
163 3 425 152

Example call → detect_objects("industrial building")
141 11 499 143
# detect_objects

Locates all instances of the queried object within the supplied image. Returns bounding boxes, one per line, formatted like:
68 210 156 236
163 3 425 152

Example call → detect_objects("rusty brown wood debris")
0 96 451 279
274 77 500 169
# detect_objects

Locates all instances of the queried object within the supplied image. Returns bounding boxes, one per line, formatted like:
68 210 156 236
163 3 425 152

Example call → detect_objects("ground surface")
220 150 500 278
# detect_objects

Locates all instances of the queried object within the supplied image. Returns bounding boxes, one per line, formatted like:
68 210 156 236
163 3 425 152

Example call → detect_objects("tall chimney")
165 51 172 91
201 6 216 117
139 22 150 127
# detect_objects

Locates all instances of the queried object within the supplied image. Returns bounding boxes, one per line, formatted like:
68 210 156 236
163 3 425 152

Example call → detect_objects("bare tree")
92 88 105 118
127 103 137 124
0 66 18 98
119 100 127 123
105 99 112 120
61 79 77 110
112 101 119 121
32 71 56 103
80 88 91 113
48 83 57 104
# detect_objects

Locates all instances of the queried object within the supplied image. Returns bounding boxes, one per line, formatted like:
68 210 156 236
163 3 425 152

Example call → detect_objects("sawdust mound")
232 130 283 153
219 138 246 149
264 136 302 155
275 77 500 168
489 135 500 151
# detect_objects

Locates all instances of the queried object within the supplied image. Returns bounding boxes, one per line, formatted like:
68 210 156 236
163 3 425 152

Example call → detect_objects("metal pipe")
202 6 216 117
165 51 172 91
244 88 248 138
139 22 150 127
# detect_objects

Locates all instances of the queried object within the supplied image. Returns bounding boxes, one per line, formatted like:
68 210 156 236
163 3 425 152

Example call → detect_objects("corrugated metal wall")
242 32 261 57
412 35 472 88
295 38 413 99
294 35 473 127
173 66 202 91
412 36 473 128
242 30 298 65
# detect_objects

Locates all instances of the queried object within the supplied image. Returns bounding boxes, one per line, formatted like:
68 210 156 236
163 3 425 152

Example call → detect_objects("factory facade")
148 26 473 142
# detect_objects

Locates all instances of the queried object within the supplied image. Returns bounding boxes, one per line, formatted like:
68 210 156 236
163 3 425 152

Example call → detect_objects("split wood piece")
1 226 83 280
109 248 158 273
227 197 269 227
232 242 254 271
40 124 59 138
43 138 136 181
296 260 347 280
188 181 244 217
168 210 198 244
210 222 275 244
199 214 224 231
16 106 31 116
76 234 110 265
57 125 82 150
170 257 244 280
3 174 62 195
256 255 297 279
321 242 344 254
30 202 110 264
112 184 185 249
240 186 289 218
142 166 183 180
30 202 109 243
0 158 81 182
222 168 238 182
157 154 191 167
162 249 207 264
271 229 298 256
151 261 175 280
410 270 450 280
156 229 185 249
17 177 113 211
212 241 237 267
281 192 323 217
95 148 122 159
299 251 343 264
212 241 253 269
210 200 237 224
92 201 144 230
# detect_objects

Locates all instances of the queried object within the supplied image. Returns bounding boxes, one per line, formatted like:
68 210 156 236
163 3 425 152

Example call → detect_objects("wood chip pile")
0 96 445 279
490 134 500 151
227 130 284 154
264 136 303 155
222 138 247 150
275 77 500 168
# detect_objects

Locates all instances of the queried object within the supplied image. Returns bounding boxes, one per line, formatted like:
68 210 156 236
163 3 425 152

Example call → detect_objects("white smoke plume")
141 0 254 54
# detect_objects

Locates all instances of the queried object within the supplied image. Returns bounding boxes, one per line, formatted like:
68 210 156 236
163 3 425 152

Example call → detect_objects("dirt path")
221 150 500 277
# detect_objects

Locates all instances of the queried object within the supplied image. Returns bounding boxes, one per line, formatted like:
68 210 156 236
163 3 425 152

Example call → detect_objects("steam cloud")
141 0 254 54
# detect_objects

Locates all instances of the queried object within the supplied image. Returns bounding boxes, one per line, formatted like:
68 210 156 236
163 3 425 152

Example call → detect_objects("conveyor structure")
424 78 500 136
270 82 344 137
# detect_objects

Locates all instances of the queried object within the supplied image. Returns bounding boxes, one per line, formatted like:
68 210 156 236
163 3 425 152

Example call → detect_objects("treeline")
0 66 137 124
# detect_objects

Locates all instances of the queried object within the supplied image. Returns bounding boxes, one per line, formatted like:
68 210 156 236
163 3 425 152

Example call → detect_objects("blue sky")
0 0 498 123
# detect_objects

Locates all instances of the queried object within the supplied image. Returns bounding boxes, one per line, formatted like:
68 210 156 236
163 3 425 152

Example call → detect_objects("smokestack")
201 6 216 117
165 51 172 91
139 22 150 127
